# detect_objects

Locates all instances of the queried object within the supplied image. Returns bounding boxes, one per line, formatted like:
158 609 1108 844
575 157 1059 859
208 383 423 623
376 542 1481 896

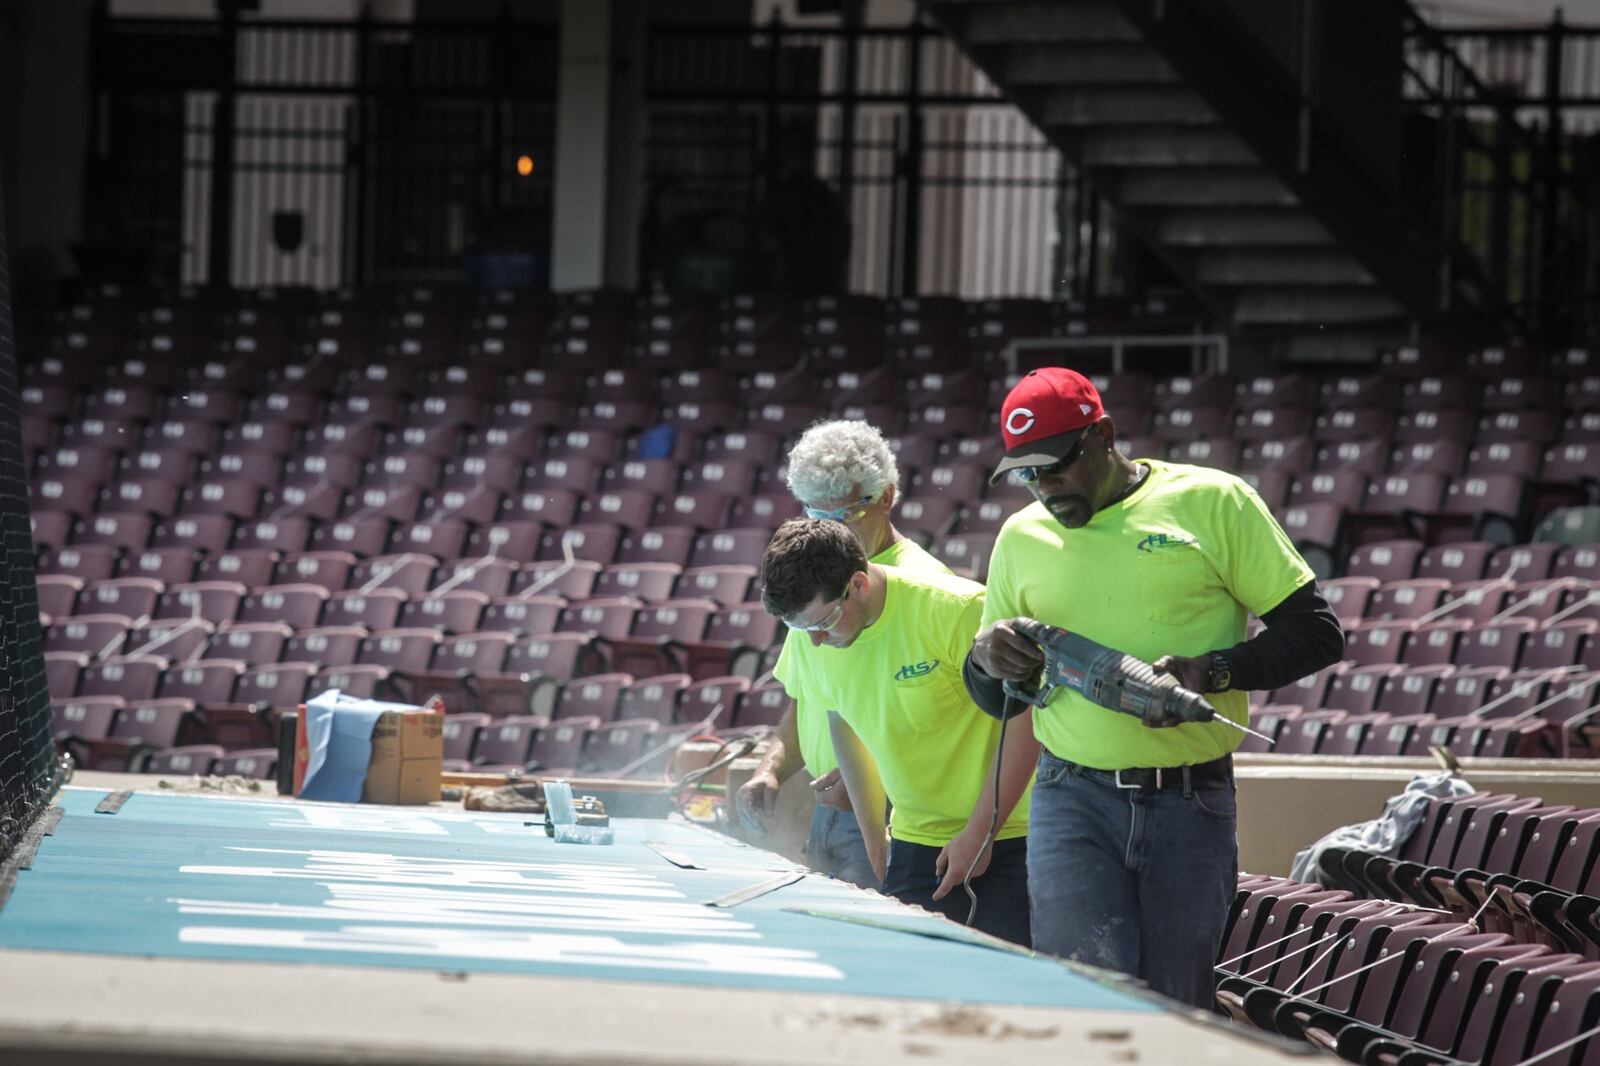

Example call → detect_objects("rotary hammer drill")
1000 619 1269 742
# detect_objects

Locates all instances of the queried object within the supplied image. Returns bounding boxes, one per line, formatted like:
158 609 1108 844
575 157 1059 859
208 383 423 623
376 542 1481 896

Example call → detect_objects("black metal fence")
1400 13 1600 338
89 6 558 289
642 15 1088 300
0 166 61 865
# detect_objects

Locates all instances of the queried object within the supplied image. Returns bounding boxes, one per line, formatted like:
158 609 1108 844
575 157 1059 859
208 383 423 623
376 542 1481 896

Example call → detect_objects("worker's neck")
863 524 904 559
862 563 890 628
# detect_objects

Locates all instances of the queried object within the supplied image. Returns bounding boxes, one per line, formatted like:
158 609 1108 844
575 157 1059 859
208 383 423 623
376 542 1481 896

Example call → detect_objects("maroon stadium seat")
346 554 438 596
284 626 368 668
45 615 130 658
158 659 245 705
396 591 490 635
594 563 682 603
552 672 631 722
677 675 752 728
528 716 600 774
154 581 248 624
736 682 794 729
232 662 317 711
40 544 121 582
34 575 85 619
78 655 168 701
616 674 690 726
577 719 661 776
79 577 164 619
123 618 216 662
689 529 770 569
469 714 547 770
235 584 328 628
193 549 280 588
212 748 277 779
430 557 518 598
440 712 491 767
207 622 293 666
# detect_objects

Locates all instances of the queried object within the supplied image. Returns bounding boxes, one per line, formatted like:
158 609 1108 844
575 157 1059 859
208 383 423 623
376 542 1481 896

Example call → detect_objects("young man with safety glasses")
963 367 1343 1005
760 518 1039 946
735 420 952 888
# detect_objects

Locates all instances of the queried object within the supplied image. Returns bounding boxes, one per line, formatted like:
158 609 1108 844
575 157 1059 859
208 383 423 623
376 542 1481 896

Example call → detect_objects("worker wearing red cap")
962 367 1344 1009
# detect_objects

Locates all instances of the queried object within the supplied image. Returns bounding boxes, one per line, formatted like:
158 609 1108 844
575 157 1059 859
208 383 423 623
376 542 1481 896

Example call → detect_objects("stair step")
1041 86 1215 126
1082 127 1254 167
1232 286 1404 325
957 2 1139 45
1001 42 1177 86
1116 168 1298 208
1156 208 1332 247
1195 248 1374 286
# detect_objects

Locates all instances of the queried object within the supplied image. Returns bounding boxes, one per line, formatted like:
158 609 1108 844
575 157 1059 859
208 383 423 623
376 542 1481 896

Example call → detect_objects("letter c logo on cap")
1006 408 1036 436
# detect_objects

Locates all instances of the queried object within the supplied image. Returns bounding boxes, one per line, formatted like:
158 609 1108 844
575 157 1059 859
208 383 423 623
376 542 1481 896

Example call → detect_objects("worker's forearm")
829 711 888 880
757 706 806 783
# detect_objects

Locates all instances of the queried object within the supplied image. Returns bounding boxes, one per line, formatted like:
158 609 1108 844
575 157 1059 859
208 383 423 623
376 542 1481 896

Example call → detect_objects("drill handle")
997 617 1062 710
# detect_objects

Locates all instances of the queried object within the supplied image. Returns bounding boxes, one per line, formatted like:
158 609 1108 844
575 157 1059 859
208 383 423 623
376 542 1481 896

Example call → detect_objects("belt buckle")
1114 769 1159 791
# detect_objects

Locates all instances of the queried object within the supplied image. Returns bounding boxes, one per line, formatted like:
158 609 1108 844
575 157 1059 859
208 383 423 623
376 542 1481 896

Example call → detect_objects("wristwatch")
1205 651 1233 694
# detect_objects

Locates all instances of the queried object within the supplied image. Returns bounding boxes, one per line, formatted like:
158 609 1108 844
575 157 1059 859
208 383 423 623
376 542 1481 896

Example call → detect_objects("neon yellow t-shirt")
775 567 1030 847
790 537 950 777
981 459 1314 770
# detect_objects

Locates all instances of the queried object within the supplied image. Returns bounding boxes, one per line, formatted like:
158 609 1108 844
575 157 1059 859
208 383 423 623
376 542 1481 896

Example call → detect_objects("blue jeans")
804 804 878 889
1027 750 1238 1010
883 835 1031 948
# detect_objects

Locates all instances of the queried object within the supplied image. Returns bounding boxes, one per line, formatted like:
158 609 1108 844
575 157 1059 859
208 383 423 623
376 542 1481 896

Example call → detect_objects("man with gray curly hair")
737 420 950 888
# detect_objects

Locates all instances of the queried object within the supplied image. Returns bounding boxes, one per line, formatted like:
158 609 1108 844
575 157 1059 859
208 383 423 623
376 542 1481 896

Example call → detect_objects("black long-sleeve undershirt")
963 579 1346 720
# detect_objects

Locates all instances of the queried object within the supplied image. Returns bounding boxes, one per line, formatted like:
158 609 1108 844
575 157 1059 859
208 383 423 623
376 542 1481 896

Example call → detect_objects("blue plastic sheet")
298 690 423 803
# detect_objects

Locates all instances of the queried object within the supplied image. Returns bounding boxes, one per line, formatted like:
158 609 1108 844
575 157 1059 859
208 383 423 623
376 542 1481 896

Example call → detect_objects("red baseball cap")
990 367 1105 484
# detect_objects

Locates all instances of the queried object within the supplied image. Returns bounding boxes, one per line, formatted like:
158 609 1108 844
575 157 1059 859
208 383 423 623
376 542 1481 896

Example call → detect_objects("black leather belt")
1056 754 1233 793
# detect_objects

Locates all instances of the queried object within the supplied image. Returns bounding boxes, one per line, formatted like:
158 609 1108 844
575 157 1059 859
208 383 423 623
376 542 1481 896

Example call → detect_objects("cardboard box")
292 701 444 805
362 709 444 805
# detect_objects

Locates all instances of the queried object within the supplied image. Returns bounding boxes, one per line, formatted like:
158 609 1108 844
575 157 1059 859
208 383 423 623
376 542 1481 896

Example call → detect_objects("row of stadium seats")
19 363 1600 421
51 668 792 773
19 373 1600 460
23 284 1204 375
1220 788 1600 1060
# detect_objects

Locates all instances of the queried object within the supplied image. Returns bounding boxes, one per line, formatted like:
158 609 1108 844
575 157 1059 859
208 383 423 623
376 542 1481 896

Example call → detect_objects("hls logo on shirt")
894 660 941 681
1137 532 1194 553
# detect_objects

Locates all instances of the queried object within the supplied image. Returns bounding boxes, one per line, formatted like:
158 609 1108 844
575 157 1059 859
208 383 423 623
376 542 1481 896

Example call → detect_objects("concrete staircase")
925 0 1460 332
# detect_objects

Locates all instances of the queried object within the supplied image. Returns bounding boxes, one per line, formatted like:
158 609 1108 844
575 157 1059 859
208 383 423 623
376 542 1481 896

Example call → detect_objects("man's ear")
880 483 896 510
1097 415 1116 450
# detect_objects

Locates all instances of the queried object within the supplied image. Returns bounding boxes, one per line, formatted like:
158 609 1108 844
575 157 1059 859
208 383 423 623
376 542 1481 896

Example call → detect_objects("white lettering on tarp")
269 807 451 835
181 849 678 898
171 882 755 937
179 926 843 979
172 847 841 981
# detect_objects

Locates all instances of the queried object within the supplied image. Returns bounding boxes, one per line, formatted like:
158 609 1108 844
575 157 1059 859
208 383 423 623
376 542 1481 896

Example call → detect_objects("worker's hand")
971 619 1047 682
809 768 853 812
1149 654 1211 728
735 769 781 832
1151 653 1209 695
932 825 994 901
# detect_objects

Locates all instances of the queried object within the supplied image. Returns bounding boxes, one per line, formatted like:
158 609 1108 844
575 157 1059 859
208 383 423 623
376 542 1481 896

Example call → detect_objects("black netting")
0 168 62 861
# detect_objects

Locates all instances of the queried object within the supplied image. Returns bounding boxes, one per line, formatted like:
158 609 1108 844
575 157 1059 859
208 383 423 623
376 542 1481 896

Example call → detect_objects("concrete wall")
1238 754 1600 877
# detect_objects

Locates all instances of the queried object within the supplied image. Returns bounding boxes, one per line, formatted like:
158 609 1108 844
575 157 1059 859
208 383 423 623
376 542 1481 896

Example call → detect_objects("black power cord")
961 692 1024 928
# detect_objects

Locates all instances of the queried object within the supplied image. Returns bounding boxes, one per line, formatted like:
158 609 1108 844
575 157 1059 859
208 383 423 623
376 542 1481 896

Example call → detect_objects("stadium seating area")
1219 790 1600 1062
18 283 1600 778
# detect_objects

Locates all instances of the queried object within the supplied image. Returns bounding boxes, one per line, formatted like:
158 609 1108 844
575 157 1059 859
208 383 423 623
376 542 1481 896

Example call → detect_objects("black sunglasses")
1011 428 1092 484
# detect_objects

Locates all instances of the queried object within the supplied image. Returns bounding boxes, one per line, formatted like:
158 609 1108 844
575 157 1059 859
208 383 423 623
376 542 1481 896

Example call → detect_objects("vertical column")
550 0 611 292
603 0 644 289
207 1 240 288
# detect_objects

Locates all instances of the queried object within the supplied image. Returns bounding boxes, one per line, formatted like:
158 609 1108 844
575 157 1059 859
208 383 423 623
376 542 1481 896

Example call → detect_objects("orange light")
516 155 534 177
